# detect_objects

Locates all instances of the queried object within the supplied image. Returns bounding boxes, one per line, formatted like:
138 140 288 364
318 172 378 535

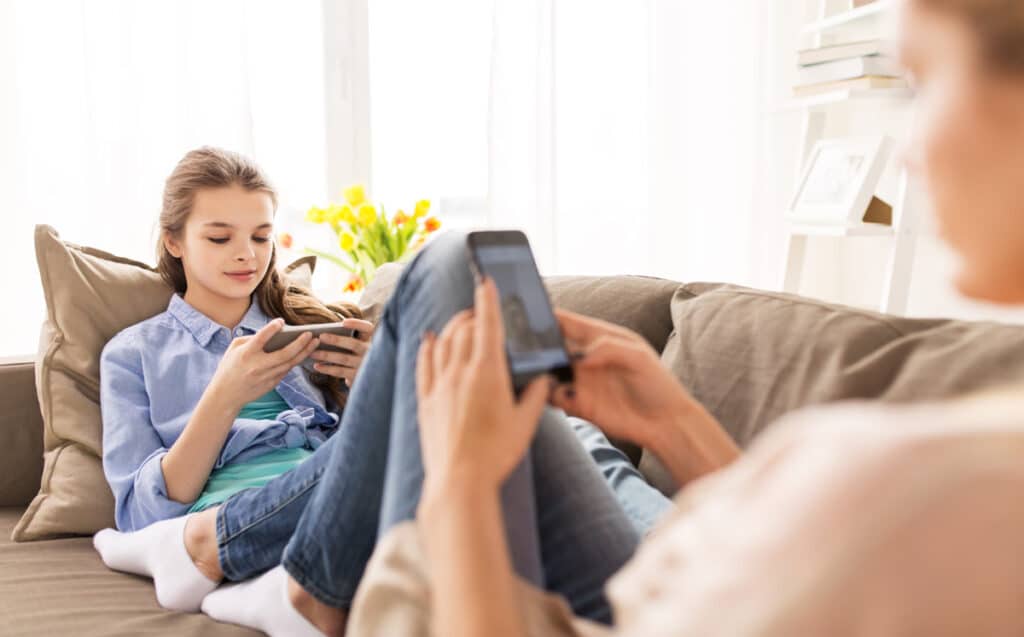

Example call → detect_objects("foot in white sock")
201 565 325 637
92 515 219 612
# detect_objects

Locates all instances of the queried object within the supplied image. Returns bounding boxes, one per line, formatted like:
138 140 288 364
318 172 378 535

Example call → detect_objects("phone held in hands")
466 230 574 395
263 322 359 373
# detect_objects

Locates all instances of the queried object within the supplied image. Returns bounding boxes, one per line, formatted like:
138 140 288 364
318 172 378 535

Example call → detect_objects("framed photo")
786 136 893 226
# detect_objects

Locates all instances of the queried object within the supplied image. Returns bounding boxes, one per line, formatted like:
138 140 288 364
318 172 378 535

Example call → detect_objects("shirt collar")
236 295 272 333
167 293 272 347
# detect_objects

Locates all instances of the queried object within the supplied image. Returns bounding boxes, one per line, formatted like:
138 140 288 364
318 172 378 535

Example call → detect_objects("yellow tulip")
326 204 345 225
305 205 327 224
414 200 430 219
339 232 356 252
357 203 377 227
343 184 367 207
340 205 356 224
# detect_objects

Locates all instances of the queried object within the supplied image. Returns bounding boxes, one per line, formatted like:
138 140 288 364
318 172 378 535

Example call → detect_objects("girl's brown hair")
921 0 1024 72
156 146 362 411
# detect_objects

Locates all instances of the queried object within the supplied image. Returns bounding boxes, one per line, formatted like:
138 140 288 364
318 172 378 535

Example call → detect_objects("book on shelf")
798 38 894 66
797 55 901 86
792 75 908 97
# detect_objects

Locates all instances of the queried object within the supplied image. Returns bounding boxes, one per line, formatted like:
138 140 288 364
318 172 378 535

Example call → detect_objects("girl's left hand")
310 318 375 387
416 279 552 493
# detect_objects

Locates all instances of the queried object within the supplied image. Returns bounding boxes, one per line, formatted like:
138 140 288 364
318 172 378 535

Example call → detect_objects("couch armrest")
0 358 43 507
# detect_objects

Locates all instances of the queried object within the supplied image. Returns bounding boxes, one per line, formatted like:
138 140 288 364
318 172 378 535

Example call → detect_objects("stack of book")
794 39 905 97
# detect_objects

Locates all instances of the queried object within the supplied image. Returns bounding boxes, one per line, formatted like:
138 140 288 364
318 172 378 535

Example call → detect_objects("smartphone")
263 322 358 373
466 230 574 394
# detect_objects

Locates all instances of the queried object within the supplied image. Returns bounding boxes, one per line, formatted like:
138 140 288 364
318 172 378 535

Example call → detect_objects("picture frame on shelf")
786 135 893 226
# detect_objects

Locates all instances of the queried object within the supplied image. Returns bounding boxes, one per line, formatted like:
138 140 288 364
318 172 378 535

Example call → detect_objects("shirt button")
234 328 244 337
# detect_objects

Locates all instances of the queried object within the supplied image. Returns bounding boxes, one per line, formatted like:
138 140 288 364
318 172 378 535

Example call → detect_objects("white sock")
201 565 325 637
92 514 219 612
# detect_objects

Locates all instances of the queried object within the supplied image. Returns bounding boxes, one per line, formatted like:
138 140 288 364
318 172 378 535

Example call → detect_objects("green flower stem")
302 247 358 274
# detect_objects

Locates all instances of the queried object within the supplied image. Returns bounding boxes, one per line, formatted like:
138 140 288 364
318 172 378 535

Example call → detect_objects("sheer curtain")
0 0 346 357
489 0 777 282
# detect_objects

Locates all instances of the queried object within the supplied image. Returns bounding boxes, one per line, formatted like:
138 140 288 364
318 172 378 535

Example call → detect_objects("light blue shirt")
99 292 342 531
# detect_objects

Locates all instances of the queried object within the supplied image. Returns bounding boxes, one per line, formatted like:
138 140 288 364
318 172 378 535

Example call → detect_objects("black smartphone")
466 230 574 394
264 322 358 373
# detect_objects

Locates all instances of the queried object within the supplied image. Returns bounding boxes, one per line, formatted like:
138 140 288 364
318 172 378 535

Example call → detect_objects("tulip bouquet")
283 184 441 293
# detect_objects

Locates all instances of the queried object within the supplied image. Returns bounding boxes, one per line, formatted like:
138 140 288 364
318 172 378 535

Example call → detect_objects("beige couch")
4 270 1024 636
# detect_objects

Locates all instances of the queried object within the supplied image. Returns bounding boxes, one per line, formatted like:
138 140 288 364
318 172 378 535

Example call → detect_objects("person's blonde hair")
156 146 362 411
922 0 1024 71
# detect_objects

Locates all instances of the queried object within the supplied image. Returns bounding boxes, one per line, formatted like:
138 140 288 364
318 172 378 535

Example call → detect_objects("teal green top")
188 389 313 513
237 388 292 421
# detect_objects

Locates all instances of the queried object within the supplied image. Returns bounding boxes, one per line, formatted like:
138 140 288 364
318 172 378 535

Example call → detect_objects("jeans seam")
218 466 324 547
215 505 241 582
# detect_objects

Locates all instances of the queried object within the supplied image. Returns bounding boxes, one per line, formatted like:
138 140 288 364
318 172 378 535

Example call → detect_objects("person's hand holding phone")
416 279 552 495
553 309 741 485
309 318 376 386
550 309 704 449
210 318 321 411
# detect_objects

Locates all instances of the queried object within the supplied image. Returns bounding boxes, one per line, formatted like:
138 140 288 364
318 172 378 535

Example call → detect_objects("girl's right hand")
210 318 321 411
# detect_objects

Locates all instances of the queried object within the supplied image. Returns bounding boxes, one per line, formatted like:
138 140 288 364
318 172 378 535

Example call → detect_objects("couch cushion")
660 283 1024 449
544 276 681 353
13 226 318 541
360 263 681 353
0 506 260 636
0 361 44 507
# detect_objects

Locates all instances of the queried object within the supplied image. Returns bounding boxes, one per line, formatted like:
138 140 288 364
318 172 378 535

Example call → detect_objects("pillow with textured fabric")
13 225 317 541
637 283 1024 495
650 282 1024 460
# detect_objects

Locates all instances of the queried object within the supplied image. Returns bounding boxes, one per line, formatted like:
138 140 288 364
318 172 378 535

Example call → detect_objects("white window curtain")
0 0 365 357
488 0 779 283
2 0 789 357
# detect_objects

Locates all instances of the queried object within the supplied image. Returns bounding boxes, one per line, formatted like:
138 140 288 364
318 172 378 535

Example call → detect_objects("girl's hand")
551 309 699 449
310 318 375 387
211 318 321 411
416 279 552 493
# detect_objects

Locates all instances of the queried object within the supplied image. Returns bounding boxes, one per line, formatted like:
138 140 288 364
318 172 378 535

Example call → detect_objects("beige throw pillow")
13 225 317 541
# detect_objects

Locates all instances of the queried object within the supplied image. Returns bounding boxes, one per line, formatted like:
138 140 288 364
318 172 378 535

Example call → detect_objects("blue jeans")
213 231 672 623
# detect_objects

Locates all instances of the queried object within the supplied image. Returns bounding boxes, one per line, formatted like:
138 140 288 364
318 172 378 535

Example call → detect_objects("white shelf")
787 222 893 237
802 0 895 35
776 87 914 112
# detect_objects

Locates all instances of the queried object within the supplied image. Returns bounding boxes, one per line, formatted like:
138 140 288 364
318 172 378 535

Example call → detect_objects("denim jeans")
213 231 672 623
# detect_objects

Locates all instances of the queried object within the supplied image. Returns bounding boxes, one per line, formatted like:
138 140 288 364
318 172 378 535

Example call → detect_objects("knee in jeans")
409 230 469 279
393 231 471 304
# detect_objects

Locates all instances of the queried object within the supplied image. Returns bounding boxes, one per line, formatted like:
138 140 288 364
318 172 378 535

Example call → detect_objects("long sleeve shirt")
99 292 341 531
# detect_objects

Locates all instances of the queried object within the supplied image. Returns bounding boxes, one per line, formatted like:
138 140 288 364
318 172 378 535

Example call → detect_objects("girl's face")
899 0 1024 304
164 184 275 307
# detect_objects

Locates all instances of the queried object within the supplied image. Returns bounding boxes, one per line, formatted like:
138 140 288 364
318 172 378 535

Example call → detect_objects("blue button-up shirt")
99 293 341 531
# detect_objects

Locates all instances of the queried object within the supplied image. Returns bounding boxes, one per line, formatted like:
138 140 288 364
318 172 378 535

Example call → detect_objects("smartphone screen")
467 231 573 391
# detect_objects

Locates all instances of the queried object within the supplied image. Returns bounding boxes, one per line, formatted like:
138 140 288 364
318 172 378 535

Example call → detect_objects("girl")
93 146 377 609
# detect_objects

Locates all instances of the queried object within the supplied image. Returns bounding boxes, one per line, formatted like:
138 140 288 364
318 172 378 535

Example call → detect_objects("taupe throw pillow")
660 282 1024 449
13 225 317 541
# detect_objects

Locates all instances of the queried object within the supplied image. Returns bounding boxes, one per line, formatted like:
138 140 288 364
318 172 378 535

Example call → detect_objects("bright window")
367 0 491 230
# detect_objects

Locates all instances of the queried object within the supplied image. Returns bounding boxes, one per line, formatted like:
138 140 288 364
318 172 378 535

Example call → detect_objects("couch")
4 266 1024 636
